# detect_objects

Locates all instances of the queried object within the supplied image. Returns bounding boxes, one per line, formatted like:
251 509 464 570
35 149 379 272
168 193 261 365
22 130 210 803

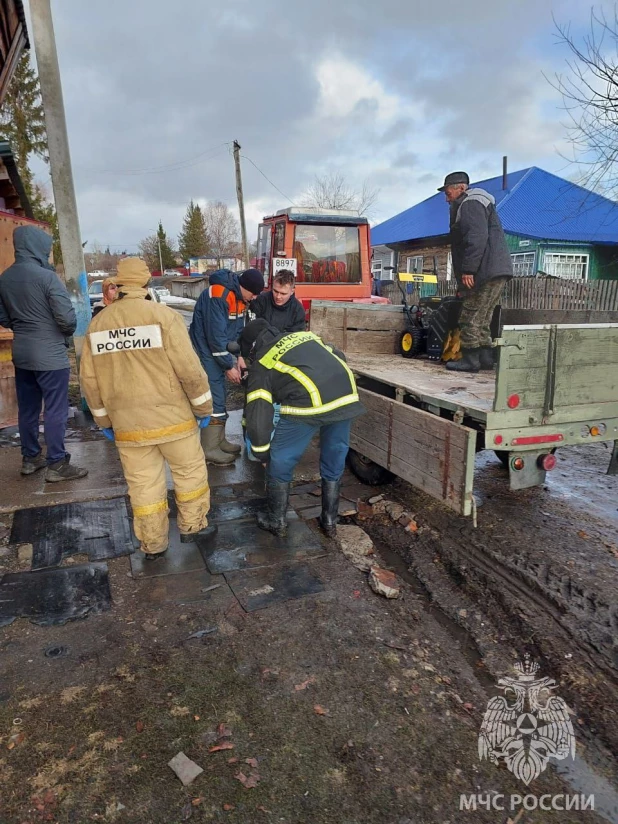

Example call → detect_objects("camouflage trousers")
459 277 507 349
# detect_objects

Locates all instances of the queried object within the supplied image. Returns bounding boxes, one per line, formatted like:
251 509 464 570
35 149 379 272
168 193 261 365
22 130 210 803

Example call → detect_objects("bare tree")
301 171 380 216
552 9 618 196
203 201 240 268
137 235 160 273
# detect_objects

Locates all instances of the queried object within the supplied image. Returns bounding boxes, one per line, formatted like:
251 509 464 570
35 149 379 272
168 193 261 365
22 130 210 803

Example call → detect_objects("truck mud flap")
351 388 477 516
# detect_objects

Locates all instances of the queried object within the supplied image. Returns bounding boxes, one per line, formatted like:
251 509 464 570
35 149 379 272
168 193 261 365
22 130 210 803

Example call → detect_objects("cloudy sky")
23 0 602 255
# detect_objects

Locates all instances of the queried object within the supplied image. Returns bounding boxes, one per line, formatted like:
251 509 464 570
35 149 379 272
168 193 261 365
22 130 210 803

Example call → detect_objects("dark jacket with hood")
0 225 76 370
189 269 247 372
244 326 364 458
449 188 513 289
251 290 306 334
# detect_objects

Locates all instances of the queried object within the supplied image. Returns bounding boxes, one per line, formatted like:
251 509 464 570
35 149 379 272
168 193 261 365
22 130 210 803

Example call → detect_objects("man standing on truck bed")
440 171 513 373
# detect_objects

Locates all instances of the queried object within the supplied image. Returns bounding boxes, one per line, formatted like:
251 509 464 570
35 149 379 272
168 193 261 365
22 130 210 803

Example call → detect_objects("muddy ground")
0 429 617 822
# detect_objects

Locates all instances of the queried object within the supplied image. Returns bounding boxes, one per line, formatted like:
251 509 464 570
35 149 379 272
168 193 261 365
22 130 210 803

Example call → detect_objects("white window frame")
446 251 452 281
406 255 423 274
511 252 536 277
543 252 589 281
371 260 383 276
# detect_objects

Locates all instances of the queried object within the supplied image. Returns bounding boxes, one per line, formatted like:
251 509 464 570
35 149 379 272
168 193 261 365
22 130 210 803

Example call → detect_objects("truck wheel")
399 328 423 358
347 449 394 486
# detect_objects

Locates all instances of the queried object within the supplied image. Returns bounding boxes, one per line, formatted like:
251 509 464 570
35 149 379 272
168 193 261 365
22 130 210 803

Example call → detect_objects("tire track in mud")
357 508 618 768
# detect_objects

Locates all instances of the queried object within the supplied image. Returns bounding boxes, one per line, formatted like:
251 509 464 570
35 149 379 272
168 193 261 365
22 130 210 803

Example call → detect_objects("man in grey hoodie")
0 226 88 481
439 172 513 373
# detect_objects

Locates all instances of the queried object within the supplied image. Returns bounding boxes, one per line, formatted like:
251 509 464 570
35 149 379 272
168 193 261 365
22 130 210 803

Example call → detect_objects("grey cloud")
24 0 593 247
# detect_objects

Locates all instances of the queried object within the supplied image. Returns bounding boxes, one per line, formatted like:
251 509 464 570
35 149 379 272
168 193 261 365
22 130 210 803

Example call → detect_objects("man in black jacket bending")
251 269 306 333
240 319 364 539
439 171 513 372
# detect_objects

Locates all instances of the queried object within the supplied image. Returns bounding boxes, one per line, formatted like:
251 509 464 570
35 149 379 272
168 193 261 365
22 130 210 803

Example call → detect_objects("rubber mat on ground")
200 517 324 575
223 563 324 612
10 499 133 570
0 563 112 627
129 518 207 579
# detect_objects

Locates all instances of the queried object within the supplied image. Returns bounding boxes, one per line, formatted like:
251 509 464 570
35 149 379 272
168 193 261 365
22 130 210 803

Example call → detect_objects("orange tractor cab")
255 207 388 317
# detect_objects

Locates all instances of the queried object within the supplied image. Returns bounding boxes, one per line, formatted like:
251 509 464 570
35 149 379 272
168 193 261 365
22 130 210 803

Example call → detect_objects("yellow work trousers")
117 431 210 555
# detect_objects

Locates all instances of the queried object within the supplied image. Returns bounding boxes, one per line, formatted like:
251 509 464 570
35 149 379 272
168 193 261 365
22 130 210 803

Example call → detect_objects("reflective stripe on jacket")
189 269 247 371
244 330 363 456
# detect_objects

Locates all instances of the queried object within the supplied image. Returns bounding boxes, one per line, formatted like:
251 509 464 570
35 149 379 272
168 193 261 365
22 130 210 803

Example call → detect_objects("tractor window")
256 224 272 278
293 225 361 283
273 222 286 256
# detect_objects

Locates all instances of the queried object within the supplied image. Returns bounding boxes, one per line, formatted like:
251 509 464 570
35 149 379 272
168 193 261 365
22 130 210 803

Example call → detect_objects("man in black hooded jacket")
0 226 88 481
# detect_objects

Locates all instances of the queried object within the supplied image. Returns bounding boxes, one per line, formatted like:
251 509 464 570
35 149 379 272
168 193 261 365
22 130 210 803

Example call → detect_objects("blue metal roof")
371 167 618 247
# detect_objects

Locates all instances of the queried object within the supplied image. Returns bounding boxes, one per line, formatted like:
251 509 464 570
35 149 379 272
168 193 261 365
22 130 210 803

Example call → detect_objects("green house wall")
505 234 618 280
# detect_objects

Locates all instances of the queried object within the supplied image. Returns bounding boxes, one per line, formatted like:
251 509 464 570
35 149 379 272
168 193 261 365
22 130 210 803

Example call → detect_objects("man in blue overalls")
190 268 264 464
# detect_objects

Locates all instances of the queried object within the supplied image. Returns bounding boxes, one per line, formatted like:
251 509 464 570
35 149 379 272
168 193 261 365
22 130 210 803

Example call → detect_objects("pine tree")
0 52 62 262
156 221 177 270
178 200 210 262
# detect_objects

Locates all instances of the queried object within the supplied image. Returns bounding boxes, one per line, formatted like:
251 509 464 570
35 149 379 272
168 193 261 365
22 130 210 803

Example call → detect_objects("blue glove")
101 428 115 441
196 416 211 429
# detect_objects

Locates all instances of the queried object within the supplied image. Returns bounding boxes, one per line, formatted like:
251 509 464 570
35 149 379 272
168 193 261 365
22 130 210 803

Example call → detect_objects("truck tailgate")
494 323 618 425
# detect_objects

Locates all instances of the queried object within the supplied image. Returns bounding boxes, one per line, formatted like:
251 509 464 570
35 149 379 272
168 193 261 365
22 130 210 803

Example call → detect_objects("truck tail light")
512 457 525 471
493 435 503 445
511 434 564 446
507 394 520 409
538 453 557 471
590 424 606 437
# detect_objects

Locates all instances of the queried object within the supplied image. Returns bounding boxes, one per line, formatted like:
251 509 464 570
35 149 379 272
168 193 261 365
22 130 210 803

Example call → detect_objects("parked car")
88 281 104 308
154 287 196 307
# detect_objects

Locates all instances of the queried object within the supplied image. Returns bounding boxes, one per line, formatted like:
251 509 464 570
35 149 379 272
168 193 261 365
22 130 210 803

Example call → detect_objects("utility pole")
29 0 90 360
233 140 249 268
157 229 164 276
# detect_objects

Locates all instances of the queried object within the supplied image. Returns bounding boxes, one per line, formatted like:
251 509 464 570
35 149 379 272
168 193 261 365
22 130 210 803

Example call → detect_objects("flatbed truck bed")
341 323 618 519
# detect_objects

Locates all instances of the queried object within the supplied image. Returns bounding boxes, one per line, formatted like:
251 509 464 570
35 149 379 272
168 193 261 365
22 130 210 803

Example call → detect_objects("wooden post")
233 140 249 269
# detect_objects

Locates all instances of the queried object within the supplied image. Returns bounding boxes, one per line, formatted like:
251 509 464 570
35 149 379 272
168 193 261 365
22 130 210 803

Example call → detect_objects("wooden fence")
380 277 618 311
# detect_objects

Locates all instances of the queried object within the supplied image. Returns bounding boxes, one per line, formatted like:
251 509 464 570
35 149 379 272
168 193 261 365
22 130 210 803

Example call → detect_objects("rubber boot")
21 453 47 476
446 348 480 373
200 424 236 465
219 423 241 455
318 479 341 538
143 548 167 560
45 454 88 482
180 523 219 545
257 480 290 537
479 346 495 370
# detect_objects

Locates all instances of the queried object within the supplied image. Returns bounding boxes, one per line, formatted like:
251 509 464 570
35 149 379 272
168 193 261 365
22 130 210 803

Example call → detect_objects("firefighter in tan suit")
80 258 217 558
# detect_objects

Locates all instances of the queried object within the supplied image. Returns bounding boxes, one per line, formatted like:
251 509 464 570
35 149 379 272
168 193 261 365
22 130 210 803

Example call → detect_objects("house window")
406 255 423 274
371 260 383 276
543 253 589 280
446 251 452 282
511 252 536 277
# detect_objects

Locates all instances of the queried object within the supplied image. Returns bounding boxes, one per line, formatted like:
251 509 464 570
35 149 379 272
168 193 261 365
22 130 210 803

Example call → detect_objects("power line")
86 143 232 175
240 154 295 204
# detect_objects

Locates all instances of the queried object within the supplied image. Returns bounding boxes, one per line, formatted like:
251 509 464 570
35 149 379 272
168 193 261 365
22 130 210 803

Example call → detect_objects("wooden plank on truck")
310 300 406 354
351 387 477 516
